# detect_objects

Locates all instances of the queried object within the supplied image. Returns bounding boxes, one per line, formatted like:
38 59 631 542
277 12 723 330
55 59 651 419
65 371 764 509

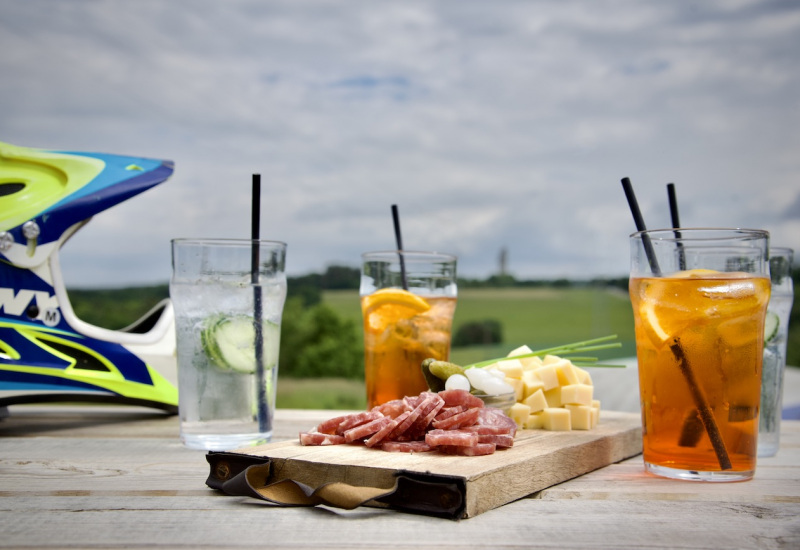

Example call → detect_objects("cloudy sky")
2 0 798 288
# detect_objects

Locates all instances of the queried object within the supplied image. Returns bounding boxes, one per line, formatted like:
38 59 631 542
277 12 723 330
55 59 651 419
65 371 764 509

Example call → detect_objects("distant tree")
320 265 360 289
453 319 503 347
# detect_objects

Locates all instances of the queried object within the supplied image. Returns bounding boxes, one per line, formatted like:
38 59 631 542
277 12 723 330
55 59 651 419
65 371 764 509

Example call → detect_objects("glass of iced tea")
629 228 771 482
360 251 457 409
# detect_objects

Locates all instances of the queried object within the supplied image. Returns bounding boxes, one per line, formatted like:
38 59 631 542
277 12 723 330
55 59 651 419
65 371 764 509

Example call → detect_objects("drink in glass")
629 229 770 481
360 251 457 409
170 239 287 450
759 247 794 457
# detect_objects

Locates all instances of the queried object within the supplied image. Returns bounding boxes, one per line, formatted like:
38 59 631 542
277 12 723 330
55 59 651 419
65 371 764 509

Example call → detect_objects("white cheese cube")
561 384 593 406
542 408 572 431
523 388 548 413
566 404 594 430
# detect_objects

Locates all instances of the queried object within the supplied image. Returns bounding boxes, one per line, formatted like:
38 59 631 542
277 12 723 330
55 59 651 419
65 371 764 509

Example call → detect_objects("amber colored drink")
630 271 771 479
362 292 456 409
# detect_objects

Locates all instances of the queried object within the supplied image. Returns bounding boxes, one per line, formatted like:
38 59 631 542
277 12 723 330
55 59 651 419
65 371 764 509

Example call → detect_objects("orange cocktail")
362 289 456 409
630 270 770 479
360 251 457 409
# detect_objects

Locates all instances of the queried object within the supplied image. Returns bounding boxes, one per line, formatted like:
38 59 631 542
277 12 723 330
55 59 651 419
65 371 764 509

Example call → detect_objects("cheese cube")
523 355 544 370
591 407 600 428
561 384 593 406
505 376 524 402
507 345 540 370
566 404 594 430
508 402 532 428
554 361 582 386
524 412 544 429
542 355 562 365
534 365 559 390
521 371 545 399
542 408 571 431
575 367 593 385
496 359 524 379
523 388 548 413
544 387 562 408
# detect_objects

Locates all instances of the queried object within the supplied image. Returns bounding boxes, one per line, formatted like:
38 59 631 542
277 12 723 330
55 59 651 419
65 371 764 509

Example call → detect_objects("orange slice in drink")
362 289 431 334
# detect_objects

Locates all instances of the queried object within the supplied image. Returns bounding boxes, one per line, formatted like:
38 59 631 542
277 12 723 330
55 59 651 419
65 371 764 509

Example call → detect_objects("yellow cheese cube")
591 407 600 428
542 408 571 431
542 354 562 365
523 388 548 413
565 404 594 430
521 371 545 399
505 376 524 402
524 412 544 429
507 345 540 370
496 359 524 379
554 361 582 386
523 355 544 370
534 365 559 390
507 345 533 358
561 384 593 406
508 402 532 428
544 387 562 408
592 399 601 409
575 367 593 385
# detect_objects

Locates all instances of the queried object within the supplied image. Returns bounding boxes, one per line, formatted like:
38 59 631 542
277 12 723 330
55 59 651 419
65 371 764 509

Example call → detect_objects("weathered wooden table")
1 406 799 549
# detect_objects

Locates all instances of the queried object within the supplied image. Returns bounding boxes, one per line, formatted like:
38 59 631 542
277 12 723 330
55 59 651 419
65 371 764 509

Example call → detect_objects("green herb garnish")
463 334 626 369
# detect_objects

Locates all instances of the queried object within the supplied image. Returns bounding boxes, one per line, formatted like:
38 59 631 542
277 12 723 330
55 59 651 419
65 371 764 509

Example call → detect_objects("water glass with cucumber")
759 247 794 457
170 239 287 450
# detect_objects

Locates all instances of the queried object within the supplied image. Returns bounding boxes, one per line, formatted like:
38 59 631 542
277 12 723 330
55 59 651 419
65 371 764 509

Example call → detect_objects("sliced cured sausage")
381 440 433 453
431 407 481 430
299 431 346 446
336 410 384 435
344 415 390 443
425 429 479 447
438 442 496 456
438 389 485 409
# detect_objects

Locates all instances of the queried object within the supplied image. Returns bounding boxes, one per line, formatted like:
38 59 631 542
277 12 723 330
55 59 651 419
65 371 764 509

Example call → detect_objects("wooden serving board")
206 411 642 519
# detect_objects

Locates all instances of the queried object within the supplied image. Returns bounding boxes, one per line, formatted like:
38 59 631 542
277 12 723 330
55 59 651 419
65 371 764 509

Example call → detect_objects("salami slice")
438 389 485 409
425 429 479 448
299 431 346 446
344 415 390 443
434 405 465 422
431 407 481 430
336 410 384 435
477 433 514 448
364 416 399 448
372 399 408 419
315 414 350 435
404 393 445 440
439 442 496 456
477 407 518 436
381 440 433 453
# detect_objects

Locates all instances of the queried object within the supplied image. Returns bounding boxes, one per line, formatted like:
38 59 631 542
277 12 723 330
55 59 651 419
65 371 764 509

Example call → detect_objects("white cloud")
0 0 798 288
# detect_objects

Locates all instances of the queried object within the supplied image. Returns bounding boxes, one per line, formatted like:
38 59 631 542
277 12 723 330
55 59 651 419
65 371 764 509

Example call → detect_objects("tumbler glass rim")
361 250 457 262
171 238 287 248
630 228 769 242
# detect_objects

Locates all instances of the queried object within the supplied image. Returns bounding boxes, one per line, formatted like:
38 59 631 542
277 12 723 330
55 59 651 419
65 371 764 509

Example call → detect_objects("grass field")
322 286 637 367
282 287 637 409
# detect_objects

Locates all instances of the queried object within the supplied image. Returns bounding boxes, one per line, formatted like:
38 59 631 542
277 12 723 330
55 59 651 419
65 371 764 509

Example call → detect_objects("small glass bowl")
475 391 516 413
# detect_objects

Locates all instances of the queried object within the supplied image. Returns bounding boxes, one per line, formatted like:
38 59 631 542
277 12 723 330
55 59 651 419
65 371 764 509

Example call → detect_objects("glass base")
757 433 779 458
645 462 753 482
181 431 272 451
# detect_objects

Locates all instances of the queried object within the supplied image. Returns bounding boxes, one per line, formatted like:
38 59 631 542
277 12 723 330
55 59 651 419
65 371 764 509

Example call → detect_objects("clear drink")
758 247 794 457
170 239 286 450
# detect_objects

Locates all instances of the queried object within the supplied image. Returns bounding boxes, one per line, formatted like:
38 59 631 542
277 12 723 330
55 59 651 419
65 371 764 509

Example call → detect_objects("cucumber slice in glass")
201 314 280 373
764 311 779 344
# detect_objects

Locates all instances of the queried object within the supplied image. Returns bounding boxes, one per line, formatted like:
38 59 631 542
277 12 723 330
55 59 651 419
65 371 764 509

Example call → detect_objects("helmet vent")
0 182 26 197
43 340 112 373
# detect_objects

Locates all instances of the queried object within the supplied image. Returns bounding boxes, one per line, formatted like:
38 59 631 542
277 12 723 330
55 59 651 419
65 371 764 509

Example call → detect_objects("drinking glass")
629 228 770 481
170 239 287 450
360 251 457 409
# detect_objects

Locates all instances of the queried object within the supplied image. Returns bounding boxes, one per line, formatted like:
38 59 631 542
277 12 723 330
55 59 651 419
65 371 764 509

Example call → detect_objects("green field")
322 286 637 366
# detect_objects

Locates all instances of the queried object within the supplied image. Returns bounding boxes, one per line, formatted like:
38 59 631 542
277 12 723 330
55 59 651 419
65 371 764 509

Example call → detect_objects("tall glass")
170 239 287 450
360 251 457 410
629 229 771 482
758 247 794 457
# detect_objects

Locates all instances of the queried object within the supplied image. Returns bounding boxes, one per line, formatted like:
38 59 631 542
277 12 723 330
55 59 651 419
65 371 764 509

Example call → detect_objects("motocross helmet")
0 141 178 414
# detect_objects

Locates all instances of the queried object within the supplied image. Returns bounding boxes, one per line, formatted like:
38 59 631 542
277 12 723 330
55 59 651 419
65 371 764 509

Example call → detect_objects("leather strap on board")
208 453 466 519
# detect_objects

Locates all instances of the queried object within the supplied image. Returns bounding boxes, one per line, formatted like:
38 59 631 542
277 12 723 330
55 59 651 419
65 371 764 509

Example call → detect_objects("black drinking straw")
621 177 731 471
391 204 409 290
251 174 268 433
667 183 686 270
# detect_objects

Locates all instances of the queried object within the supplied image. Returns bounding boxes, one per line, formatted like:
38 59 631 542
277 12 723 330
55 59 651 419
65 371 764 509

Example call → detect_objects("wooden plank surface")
1 408 799 549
